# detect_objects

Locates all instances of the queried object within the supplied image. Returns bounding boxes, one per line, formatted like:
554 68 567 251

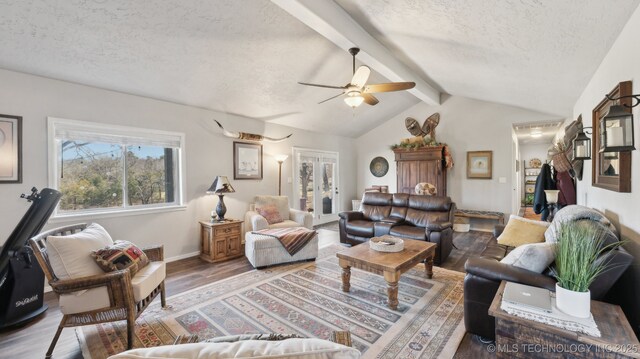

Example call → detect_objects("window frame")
47 117 187 220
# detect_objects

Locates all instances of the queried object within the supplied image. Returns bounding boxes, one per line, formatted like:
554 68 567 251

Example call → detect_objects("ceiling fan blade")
298 82 347 90
351 66 371 88
364 82 416 93
318 92 345 104
362 93 379 106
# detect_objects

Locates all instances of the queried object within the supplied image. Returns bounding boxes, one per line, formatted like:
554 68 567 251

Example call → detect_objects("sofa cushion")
497 215 550 247
268 220 301 229
389 225 426 240
500 243 556 273
408 195 452 211
480 242 511 260
255 195 290 221
131 261 166 302
46 223 114 281
404 209 448 227
59 287 111 315
91 240 149 276
346 220 375 237
107 338 361 359
392 193 410 207
361 192 392 221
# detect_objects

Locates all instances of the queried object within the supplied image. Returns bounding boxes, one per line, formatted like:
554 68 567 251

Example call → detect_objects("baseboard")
166 251 200 262
43 251 201 294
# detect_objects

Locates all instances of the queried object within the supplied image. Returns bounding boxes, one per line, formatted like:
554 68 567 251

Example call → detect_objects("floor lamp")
275 155 288 196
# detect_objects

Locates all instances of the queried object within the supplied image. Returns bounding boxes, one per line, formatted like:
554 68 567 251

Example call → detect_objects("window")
48 118 185 217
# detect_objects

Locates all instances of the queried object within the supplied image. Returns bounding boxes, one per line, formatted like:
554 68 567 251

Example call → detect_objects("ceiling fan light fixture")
344 94 364 108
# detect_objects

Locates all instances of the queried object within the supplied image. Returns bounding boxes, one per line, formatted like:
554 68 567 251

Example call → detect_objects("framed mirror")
592 81 632 192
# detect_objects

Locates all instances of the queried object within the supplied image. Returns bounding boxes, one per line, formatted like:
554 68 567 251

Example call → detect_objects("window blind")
52 120 183 148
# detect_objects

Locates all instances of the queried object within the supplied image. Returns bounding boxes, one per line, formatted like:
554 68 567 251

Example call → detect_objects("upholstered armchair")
29 223 167 358
244 195 313 233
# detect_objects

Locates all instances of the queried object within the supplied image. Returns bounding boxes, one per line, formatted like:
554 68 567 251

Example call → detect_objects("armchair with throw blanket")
244 195 313 233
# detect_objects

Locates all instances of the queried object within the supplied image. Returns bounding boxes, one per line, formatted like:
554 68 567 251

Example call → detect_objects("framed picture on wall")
0 114 22 183
233 141 263 180
467 150 492 179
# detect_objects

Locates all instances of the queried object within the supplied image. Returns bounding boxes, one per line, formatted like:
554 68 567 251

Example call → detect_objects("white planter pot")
555 283 591 318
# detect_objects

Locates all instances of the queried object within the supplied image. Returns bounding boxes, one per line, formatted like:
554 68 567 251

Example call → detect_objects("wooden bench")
455 209 505 225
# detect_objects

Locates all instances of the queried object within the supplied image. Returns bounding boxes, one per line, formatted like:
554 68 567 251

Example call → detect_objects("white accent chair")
244 195 313 233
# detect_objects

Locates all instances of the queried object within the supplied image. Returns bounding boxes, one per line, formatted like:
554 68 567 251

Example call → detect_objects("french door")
292 148 340 225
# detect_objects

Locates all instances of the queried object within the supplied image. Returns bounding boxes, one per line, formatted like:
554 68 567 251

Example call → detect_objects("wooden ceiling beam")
271 0 440 105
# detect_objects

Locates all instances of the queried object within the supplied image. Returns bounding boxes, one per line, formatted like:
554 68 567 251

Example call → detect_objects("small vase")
555 283 591 318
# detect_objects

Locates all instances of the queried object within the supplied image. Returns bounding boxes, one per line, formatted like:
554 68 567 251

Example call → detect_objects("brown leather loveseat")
338 192 455 264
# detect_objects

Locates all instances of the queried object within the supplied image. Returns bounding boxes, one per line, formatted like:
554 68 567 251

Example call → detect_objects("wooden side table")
199 219 243 263
489 281 640 358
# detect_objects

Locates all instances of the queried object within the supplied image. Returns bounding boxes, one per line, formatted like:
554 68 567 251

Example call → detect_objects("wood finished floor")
0 229 495 358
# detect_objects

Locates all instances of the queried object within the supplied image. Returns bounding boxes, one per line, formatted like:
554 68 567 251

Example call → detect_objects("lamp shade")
600 105 635 152
206 176 235 194
274 154 289 163
544 190 560 204
572 129 591 160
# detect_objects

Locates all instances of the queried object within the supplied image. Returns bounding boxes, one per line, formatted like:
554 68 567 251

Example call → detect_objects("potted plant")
552 221 620 318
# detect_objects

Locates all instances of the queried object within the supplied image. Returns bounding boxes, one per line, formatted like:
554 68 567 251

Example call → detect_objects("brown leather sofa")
339 192 455 264
464 221 633 340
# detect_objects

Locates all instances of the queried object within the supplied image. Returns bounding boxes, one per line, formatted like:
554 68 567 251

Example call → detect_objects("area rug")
79 245 466 359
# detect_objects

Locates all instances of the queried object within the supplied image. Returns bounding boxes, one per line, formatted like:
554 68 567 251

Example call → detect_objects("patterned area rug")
79 245 466 359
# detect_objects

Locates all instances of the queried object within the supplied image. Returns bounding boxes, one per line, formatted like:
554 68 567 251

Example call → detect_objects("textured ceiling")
0 0 418 137
1 1 639 137
336 0 640 118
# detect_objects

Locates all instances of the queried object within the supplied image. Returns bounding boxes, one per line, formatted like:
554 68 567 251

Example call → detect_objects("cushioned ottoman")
245 229 318 268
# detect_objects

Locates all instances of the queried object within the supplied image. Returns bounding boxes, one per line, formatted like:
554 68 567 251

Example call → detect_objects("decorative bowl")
369 235 404 252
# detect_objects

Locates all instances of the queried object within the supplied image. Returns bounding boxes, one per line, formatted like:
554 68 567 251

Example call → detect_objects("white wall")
0 69 356 259
356 95 560 229
571 4 640 333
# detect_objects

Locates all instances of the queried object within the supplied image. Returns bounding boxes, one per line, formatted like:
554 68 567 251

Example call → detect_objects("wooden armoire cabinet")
393 146 447 196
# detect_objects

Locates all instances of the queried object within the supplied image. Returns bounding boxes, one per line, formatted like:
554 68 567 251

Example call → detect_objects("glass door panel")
320 156 337 218
296 154 315 216
293 148 340 225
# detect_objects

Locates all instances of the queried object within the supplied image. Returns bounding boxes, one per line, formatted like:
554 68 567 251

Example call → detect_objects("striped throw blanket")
252 227 317 255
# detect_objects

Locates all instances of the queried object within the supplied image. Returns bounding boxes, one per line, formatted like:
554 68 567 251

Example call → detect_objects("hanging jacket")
533 163 556 220
557 171 576 206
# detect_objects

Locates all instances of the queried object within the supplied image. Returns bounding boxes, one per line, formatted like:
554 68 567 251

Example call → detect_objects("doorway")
512 120 564 220
292 148 340 226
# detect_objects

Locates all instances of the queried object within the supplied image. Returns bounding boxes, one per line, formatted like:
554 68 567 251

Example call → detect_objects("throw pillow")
255 195 289 220
46 223 114 280
91 240 149 276
497 215 550 247
500 242 556 273
256 205 284 225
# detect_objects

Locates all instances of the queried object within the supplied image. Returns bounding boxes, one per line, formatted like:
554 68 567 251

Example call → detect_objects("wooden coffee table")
336 239 436 310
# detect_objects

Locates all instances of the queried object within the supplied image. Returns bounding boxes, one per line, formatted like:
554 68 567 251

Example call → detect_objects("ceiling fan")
298 47 416 108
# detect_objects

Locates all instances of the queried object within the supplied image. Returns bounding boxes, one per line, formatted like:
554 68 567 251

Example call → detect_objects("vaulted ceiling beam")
271 0 440 105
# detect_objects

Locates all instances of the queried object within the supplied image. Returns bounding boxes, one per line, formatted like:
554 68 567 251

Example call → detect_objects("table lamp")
207 176 235 221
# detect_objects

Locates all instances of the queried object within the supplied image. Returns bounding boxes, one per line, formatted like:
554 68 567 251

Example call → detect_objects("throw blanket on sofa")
545 205 612 243
252 227 317 255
